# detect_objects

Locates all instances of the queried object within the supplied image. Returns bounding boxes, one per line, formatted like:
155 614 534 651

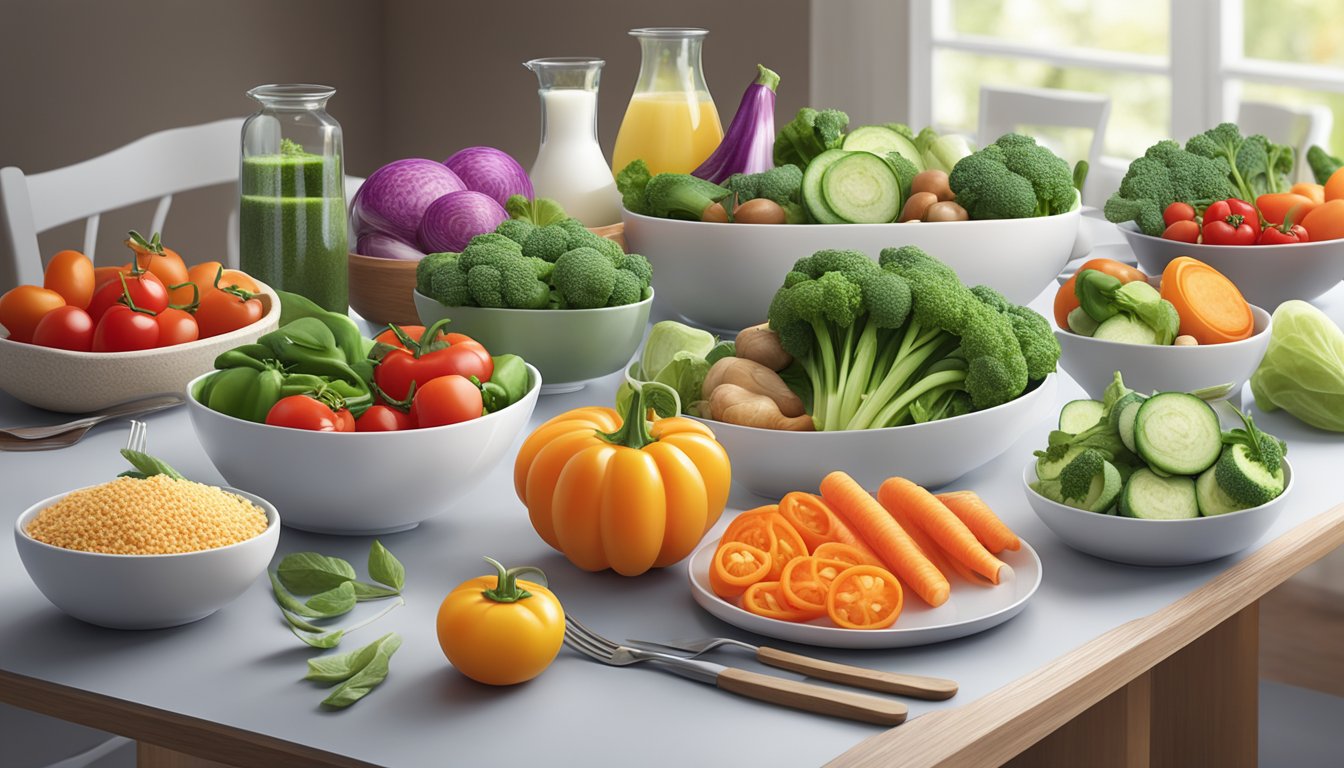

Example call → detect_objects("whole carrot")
879 477 1009 584
934 491 1021 553
819 471 950 607
885 497 980 584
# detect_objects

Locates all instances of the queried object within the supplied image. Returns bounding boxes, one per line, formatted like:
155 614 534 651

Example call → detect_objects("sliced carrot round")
742 581 817 623
780 556 850 617
777 492 839 552
826 565 904 630
709 541 771 599
725 510 807 579
812 541 883 568
1160 257 1254 344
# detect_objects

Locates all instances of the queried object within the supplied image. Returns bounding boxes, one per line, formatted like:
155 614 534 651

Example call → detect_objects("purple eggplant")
692 65 780 184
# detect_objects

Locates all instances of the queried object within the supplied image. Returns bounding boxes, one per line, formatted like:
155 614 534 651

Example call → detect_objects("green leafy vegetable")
1103 140 1238 236
270 572 331 620
320 633 402 709
948 133 1076 219
774 107 850 169
1250 300 1344 432
705 341 736 366
305 632 399 683
505 194 567 227
117 449 186 481
1185 122 1294 202
276 553 359 596
304 582 357 618
616 159 653 215
367 540 405 592
1307 145 1342 185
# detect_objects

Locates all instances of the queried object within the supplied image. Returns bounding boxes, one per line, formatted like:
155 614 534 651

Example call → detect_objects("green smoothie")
240 141 348 311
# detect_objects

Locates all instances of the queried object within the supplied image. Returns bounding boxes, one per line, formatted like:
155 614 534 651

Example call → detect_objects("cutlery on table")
126 419 148 453
627 636 958 700
564 616 907 725
0 394 183 450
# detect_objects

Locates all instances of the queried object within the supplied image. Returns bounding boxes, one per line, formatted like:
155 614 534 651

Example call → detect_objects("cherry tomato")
154 307 199 346
356 404 416 432
87 272 168 322
195 288 264 338
43 250 96 309
1162 202 1196 227
0 285 66 343
1053 258 1148 329
92 305 160 352
411 374 483 427
265 395 340 432
123 231 191 305
334 408 357 433
187 261 259 301
32 305 94 351
1201 200 1258 246
1161 219 1201 243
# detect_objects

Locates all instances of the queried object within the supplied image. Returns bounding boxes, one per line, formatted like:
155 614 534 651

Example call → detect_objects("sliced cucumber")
1092 314 1159 345
800 149 850 224
1107 392 1145 432
1066 306 1100 336
1133 393 1222 475
1064 460 1122 513
821 152 902 223
1196 465 1250 517
1214 444 1285 507
1059 399 1105 434
1036 445 1086 482
1117 398 1144 454
1120 468 1199 520
842 126 923 170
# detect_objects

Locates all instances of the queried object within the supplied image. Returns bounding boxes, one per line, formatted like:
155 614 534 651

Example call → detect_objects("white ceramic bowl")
1118 222 1344 310
186 365 541 535
1022 458 1291 566
693 374 1057 499
1055 304 1271 398
0 284 281 413
14 486 279 629
413 290 652 394
623 207 1080 334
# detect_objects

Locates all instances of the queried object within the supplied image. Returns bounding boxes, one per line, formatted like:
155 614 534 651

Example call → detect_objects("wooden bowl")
347 222 627 327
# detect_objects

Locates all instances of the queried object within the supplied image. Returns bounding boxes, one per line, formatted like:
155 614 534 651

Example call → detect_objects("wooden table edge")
0 669 377 768
826 502 1344 768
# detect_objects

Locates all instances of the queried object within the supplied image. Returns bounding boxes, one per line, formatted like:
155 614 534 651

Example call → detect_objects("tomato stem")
598 382 656 450
117 273 158 316
168 281 200 313
480 557 547 603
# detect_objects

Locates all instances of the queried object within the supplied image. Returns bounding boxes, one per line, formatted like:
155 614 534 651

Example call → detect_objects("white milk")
530 89 622 227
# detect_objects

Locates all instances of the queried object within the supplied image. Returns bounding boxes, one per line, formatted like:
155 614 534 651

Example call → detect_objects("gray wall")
0 0 808 266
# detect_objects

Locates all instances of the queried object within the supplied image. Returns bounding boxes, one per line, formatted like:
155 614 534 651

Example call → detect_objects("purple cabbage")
692 65 780 184
444 147 534 207
417 190 508 253
357 232 426 261
354 159 465 243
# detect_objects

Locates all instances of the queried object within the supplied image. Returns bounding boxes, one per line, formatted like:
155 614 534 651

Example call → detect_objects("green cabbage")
1250 301 1344 432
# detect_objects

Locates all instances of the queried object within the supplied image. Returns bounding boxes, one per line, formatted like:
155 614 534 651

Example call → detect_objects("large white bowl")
693 374 1057 499
186 365 541 535
1055 304 1272 398
15 486 279 629
1022 458 1291 566
623 208 1080 334
1118 222 1344 310
0 284 281 413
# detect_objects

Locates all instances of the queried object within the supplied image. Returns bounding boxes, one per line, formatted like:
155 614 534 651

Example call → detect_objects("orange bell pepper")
513 385 731 576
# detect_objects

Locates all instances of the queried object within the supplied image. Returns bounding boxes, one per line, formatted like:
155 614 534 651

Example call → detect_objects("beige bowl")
0 284 280 413
348 252 420 327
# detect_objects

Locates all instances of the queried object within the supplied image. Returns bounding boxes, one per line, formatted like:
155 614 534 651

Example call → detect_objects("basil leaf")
270 572 326 619
367 541 405 592
288 619 344 649
305 632 395 683
276 552 357 595
351 582 400 601
118 449 186 481
303 581 356 618
321 633 402 708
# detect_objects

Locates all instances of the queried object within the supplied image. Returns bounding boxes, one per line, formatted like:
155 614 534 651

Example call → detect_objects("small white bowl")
186 365 541 535
624 207 1080 334
14 486 279 629
1055 304 1271 398
693 374 1057 499
1022 458 1291 566
1118 222 1344 310
0 284 281 413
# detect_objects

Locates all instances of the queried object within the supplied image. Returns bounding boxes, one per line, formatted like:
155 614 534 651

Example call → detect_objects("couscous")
25 475 268 555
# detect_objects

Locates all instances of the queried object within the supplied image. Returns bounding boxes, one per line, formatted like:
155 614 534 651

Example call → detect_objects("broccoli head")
552 247 617 309
416 251 457 295
1104 140 1237 236
948 134 1075 220
970 284 1060 382
620 252 653 291
884 152 920 204
458 233 523 271
1185 122 1293 202
1058 448 1107 502
722 164 804 206
774 107 849 169
522 224 571 263
643 174 730 221
495 218 535 246
606 270 643 307
428 256 471 306
616 159 653 215
466 264 506 308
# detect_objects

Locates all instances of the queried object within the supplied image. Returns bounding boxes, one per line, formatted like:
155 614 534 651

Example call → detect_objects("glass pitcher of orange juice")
612 28 723 176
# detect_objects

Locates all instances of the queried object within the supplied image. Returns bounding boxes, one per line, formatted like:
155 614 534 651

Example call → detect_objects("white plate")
686 536 1043 649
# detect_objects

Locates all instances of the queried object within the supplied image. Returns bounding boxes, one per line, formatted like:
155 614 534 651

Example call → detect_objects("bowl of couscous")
14 475 280 630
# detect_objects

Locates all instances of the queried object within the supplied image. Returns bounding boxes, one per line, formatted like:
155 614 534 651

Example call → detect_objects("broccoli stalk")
1184 123 1293 205
642 174 730 221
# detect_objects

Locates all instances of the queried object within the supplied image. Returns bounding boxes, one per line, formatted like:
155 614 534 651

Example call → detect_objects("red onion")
417 191 508 253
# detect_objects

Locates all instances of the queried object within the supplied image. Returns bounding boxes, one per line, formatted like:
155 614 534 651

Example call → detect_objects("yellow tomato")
435 558 564 686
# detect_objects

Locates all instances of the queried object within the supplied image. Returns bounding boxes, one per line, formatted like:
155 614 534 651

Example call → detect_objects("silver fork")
563 616 906 725
626 635 957 700
126 420 148 453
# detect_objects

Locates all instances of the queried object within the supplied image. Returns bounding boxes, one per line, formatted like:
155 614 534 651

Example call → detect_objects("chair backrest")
978 85 1111 204
1236 101 1335 183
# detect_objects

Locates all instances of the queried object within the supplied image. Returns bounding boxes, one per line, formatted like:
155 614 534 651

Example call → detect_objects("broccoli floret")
1186 122 1293 202
774 107 850 169
616 159 653 215
1059 449 1107 502
524 256 554 283
1104 140 1237 236
428 257 471 306
887 123 916 142
606 270 643 307
416 251 457 295
722 165 804 206
466 264 505 308
565 228 625 267
884 152 920 204
948 134 1074 220
456 232 555 309
620 252 653 290
458 233 523 271
1307 145 1343 185
522 224 571 263
495 218 535 246
643 174 730 221
970 284 1061 382
552 247 617 309
556 217 589 238
499 258 551 310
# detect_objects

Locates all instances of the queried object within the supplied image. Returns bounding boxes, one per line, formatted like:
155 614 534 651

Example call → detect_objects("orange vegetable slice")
709 540 771 599
812 541 884 568
780 556 850 617
723 509 807 579
826 565 904 630
741 581 817 623
1159 257 1254 344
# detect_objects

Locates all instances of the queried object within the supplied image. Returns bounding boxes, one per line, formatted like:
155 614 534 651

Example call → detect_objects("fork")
564 616 906 725
626 636 958 700
126 420 148 453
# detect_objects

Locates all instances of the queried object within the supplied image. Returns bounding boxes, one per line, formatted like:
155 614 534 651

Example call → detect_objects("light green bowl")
413 289 653 393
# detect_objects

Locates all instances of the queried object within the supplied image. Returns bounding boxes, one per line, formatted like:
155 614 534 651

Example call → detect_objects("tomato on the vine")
265 395 341 432
411 375 483 427
92 305 160 352
356 405 416 432
123 231 191 305
87 271 168 322
43 250 96 309
196 287 263 338
187 261 259 301
0 285 66 343
32 305 94 351
154 307 199 346
373 321 493 402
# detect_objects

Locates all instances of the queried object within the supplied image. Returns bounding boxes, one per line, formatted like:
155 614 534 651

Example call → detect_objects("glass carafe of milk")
523 58 622 227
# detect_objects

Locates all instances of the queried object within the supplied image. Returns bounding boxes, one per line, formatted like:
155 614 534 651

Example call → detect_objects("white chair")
977 85 1111 205
1236 101 1334 184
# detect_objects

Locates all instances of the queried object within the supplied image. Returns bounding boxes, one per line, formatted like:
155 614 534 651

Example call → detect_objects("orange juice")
612 92 724 177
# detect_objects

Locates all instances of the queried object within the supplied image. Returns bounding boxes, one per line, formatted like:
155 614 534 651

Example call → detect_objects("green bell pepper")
199 365 286 423
481 354 529 413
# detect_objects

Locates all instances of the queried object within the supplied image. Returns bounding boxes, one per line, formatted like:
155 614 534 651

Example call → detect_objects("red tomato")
87 272 168 322
356 405 416 432
1162 202 1196 227
375 344 494 402
92 306 160 352
186 262 259 302
334 408 357 433
411 375 483 427
32 305 94 351
373 325 480 351
1223 198 1257 222
1161 220 1201 243
1202 200 1258 246
154 307 200 346
0 285 66 343
265 395 340 432
196 289 264 338
44 250 96 309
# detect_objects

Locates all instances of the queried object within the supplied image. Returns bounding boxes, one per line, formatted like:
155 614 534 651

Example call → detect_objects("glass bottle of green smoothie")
240 84 348 312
